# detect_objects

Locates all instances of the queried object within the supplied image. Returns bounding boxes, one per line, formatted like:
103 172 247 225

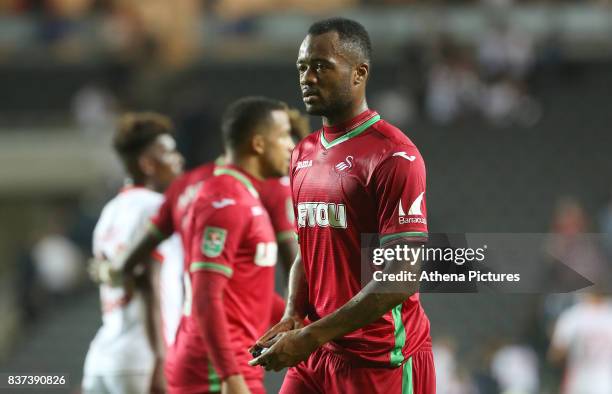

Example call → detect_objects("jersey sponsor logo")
335 156 354 172
178 181 203 211
212 198 236 209
251 206 264 216
297 202 347 228
296 160 313 170
201 226 227 257
398 192 426 224
392 151 416 161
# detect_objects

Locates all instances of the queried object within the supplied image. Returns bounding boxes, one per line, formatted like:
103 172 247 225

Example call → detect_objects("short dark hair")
221 96 287 152
308 17 372 64
113 112 174 174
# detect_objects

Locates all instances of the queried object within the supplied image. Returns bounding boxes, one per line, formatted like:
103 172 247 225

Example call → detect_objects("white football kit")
83 186 183 394
552 299 612 394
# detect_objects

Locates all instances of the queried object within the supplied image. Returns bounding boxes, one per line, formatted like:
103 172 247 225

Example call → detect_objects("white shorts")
82 372 151 394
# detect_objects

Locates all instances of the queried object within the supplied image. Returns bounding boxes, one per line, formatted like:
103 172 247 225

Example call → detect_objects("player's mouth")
302 89 320 103
303 94 320 104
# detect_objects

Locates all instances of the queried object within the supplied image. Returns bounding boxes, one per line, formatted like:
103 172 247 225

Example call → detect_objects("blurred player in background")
112 106 309 335
251 18 435 393
167 96 294 394
83 113 184 394
549 291 612 394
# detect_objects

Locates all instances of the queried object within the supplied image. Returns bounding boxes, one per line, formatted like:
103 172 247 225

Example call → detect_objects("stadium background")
0 1 611 393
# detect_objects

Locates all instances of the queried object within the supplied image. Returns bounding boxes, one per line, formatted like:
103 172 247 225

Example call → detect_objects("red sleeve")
269 292 286 326
373 145 428 245
260 178 295 242
188 202 251 277
150 176 183 238
192 272 240 379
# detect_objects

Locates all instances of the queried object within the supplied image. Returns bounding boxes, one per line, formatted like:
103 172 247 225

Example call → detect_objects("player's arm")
250 241 422 370
134 258 166 392
250 251 307 354
115 183 177 281
548 312 573 366
190 204 252 394
277 238 299 275
118 224 165 277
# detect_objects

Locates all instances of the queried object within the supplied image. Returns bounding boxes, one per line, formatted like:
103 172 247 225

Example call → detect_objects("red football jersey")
151 162 294 244
151 162 216 244
170 165 277 389
290 109 431 367
259 176 295 242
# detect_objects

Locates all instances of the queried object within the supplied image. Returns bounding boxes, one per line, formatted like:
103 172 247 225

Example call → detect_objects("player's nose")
300 66 317 86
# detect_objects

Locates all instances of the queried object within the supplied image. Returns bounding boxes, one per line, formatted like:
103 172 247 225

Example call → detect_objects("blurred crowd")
432 191 612 394
373 22 543 128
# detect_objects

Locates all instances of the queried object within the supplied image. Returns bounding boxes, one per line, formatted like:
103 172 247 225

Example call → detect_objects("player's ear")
354 63 369 86
251 133 265 155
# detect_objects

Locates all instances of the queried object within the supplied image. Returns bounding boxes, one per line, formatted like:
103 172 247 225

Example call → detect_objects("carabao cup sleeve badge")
202 226 228 258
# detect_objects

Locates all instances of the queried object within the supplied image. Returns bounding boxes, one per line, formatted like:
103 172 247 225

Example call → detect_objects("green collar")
320 114 381 149
213 167 259 198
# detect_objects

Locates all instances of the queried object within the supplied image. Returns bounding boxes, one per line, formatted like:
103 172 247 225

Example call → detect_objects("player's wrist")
300 324 330 348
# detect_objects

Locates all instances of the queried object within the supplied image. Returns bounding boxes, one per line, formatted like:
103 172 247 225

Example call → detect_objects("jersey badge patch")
202 226 227 257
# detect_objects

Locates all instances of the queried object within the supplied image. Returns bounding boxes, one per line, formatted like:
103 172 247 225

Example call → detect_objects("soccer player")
166 97 294 394
250 18 436 393
549 291 612 394
115 108 309 283
83 113 184 394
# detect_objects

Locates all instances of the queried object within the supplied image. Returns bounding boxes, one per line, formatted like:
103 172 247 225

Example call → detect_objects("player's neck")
322 99 369 129
224 155 265 181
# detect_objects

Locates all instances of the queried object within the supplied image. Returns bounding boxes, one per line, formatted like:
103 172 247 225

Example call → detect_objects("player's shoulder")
177 162 216 188
189 162 216 180
366 119 425 170
369 119 417 149
262 176 290 193
195 173 258 209
294 131 320 155
112 186 163 209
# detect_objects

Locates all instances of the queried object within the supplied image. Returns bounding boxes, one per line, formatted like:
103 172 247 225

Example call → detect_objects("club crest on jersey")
202 226 227 257
297 202 347 228
335 156 354 172
398 192 426 224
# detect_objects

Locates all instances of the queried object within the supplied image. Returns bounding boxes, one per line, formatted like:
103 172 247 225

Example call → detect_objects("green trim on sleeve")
380 232 428 246
207 361 221 392
276 231 297 242
390 304 406 367
402 356 413 394
190 262 233 277
148 222 168 241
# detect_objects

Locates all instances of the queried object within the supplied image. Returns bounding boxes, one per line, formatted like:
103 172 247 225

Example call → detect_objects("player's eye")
297 64 307 73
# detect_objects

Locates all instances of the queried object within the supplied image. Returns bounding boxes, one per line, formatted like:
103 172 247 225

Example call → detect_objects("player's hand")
87 257 123 287
248 326 320 371
222 374 251 394
249 315 304 354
